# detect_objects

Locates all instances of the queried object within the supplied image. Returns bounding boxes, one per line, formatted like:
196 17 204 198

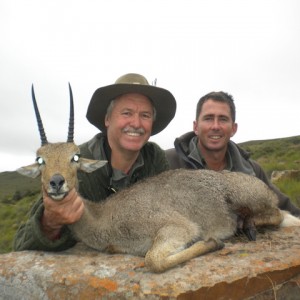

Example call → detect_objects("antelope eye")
72 154 80 162
36 157 44 165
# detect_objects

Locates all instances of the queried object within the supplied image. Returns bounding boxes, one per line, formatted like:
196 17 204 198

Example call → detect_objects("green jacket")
13 133 169 251
165 131 300 217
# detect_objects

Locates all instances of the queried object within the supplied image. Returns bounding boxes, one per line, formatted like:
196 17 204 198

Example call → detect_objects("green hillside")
0 171 40 201
0 135 299 253
238 135 300 176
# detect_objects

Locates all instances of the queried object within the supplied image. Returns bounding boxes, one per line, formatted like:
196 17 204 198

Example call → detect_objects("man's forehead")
202 100 230 112
115 93 151 103
114 94 154 110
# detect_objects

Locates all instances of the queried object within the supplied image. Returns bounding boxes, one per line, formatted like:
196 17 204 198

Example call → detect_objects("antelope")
18 84 300 273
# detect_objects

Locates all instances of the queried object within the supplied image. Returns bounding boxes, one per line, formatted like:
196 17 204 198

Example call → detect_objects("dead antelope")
18 85 300 273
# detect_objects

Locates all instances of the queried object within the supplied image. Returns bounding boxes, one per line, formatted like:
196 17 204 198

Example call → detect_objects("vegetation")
0 171 40 200
0 194 39 253
239 135 300 176
0 135 299 253
0 171 40 253
239 135 300 208
275 179 300 206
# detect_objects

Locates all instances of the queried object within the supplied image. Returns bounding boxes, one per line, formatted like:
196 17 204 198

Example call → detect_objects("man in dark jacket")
14 73 177 251
166 91 300 216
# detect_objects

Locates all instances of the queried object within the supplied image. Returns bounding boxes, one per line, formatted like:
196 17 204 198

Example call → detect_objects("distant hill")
238 135 300 176
0 171 40 201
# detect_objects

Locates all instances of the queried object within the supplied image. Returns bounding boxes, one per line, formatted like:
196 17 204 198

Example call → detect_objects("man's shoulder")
165 147 187 170
142 141 164 153
79 133 103 158
165 147 177 157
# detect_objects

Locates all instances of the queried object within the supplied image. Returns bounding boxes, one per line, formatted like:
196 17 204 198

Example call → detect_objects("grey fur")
68 168 296 272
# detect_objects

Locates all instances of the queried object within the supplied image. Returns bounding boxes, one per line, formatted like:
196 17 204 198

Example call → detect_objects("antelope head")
17 84 107 200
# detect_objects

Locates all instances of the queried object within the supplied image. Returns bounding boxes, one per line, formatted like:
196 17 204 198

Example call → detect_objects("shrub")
0 194 38 253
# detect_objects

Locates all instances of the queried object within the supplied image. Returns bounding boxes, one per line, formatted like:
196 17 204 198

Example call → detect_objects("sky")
0 0 299 172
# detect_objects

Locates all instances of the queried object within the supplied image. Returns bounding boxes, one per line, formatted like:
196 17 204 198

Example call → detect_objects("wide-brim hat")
86 73 177 136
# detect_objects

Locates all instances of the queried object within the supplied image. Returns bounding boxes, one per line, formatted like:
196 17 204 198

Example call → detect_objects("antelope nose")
50 174 65 191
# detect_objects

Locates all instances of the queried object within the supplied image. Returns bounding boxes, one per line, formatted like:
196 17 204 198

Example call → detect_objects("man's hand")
41 188 84 240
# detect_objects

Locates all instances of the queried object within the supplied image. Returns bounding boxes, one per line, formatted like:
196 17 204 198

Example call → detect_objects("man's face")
193 99 237 152
105 93 154 153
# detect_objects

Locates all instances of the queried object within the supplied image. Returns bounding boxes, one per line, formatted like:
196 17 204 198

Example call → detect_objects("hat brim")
86 84 176 136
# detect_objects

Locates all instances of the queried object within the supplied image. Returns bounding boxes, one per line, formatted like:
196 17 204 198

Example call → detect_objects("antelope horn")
31 84 48 146
67 83 74 143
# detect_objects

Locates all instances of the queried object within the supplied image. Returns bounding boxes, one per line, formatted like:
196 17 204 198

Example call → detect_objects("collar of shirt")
96 137 145 191
187 136 233 170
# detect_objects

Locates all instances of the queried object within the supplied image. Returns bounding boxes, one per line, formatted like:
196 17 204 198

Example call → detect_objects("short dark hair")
196 91 236 122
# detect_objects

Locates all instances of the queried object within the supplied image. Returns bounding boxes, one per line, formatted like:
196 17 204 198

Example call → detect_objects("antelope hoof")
235 213 257 241
235 228 244 237
244 227 257 241
243 216 257 241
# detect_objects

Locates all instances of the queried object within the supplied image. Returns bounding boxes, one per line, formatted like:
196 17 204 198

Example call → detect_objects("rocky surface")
1 226 300 300
271 169 300 183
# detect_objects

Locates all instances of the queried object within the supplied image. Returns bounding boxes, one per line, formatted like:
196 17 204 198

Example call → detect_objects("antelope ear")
79 158 107 173
17 163 41 178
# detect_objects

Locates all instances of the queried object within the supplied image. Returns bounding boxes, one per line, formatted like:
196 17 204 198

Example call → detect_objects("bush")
273 179 300 208
0 193 38 253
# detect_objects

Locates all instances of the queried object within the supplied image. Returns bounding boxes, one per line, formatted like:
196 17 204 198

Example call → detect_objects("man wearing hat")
14 73 177 251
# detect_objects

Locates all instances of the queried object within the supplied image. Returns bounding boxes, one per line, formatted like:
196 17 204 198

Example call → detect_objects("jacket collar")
174 131 255 175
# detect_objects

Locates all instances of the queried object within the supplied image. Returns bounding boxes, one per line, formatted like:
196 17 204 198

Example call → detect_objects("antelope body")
18 85 300 273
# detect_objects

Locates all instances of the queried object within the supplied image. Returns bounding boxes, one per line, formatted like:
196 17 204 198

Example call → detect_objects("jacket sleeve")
13 196 77 251
250 159 300 216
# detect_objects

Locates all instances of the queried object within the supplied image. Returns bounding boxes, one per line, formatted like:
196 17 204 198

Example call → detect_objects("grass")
0 171 40 200
273 179 300 208
0 194 39 253
239 135 300 206
239 135 300 176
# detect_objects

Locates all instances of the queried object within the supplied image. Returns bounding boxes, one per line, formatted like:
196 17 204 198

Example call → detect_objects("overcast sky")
1 0 299 172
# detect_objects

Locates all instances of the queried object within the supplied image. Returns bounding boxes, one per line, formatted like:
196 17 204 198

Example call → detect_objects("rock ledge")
1 227 300 299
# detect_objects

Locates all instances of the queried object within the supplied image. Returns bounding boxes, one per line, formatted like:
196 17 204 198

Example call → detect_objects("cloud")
0 0 300 171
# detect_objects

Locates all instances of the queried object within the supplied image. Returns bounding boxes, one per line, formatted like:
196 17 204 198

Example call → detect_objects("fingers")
42 188 84 226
